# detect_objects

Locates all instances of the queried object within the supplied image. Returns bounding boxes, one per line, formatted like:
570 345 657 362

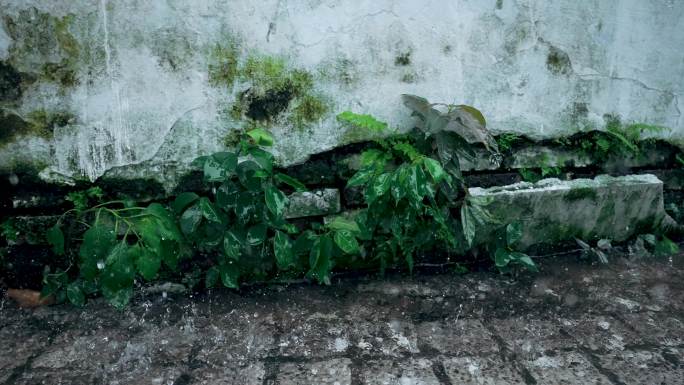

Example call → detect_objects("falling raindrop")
8 173 19 186
97 261 105 269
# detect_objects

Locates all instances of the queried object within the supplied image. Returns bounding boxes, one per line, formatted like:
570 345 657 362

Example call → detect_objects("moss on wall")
207 44 331 131
3 7 81 89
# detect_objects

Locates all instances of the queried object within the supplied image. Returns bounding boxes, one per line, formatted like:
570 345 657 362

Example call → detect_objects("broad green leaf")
223 231 243 260
506 222 524 246
46 224 65 256
246 128 274 146
248 147 274 174
101 243 136 293
145 203 186 243
359 149 390 170
179 203 203 235
79 224 116 280
390 167 408 202
366 173 391 204
275 173 307 192
274 231 295 270
219 263 240 288
247 223 268 246
134 245 161 281
203 157 225 182
264 185 288 217
216 181 239 209
212 151 238 173
236 192 257 224
237 160 263 191
494 248 512 268
205 266 219 288
512 252 538 272
171 192 199 214
325 217 360 233
347 167 375 188
199 197 222 223
308 235 333 285
333 230 360 254
423 158 446 182
460 204 476 248
66 282 85 306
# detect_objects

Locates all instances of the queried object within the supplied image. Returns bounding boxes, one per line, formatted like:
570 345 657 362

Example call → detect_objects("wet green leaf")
347 167 374 188
248 147 274 174
325 217 360 233
223 230 243 261
219 263 240 289
179 204 202 235
506 221 524 246
274 173 307 192
264 185 288 217
246 128 274 146
274 231 295 270
199 197 222 223
171 192 199 214
237 161 263 191
423 158 446 182
366 173 391 204
79 224 116 280
333 230 360 254
247 223 268 246
134 245 161 281
216 181 239 209
308 235 333 285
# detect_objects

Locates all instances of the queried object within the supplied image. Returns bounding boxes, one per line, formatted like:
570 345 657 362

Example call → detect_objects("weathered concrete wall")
1 0 682 187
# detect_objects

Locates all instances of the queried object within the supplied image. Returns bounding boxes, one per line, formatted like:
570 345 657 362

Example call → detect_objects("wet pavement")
1 254 683 385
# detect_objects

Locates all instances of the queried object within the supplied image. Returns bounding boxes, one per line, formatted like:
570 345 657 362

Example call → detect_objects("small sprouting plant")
66 187 104 212
491 221 538 274
496 133 523 153
576 238 610 264
339 94 501 273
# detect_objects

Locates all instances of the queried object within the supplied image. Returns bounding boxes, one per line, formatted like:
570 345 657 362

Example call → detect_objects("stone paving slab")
1 254 684 384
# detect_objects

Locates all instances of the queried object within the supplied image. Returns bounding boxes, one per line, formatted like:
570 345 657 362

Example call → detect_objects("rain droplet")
97 261 105 269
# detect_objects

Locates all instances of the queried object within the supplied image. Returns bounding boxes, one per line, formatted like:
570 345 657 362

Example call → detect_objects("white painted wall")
0 0 682 186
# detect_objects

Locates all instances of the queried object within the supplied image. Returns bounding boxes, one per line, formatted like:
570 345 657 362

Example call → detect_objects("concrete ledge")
468 174 666 249
285 188 341 219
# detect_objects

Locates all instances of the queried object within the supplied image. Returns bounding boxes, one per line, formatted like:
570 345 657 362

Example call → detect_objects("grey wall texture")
0 0 682 188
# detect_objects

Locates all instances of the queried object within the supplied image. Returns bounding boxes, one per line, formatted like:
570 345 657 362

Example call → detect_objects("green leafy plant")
45 199 189 308
576 238 610 264
490 221 538 273
339 95 501 273
66 186 104 212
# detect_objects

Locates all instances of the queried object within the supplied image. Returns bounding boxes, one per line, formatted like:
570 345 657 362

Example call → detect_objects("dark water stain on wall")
0 61 24 102
546 45 573 75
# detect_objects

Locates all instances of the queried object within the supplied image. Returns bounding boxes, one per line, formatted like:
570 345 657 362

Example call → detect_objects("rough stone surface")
0 0 682 186
468 174 667 249
2 251 684 384
284 188 340 219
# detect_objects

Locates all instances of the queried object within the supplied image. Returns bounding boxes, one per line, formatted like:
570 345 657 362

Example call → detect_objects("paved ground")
1 253 683 385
